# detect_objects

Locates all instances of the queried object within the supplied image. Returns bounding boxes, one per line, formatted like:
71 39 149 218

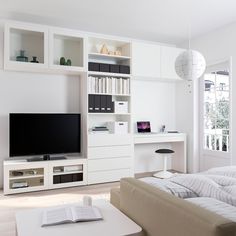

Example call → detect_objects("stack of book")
88 76 130 95
90 126 110 134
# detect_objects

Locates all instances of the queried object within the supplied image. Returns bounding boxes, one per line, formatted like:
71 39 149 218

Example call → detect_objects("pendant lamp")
175 8 206 81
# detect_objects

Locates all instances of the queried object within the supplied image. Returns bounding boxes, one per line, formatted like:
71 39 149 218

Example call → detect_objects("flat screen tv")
9 113 81 157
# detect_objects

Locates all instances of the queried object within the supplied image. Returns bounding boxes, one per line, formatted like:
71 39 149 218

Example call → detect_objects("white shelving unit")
84 36 134 184
4 158 87 195
2 20 186 193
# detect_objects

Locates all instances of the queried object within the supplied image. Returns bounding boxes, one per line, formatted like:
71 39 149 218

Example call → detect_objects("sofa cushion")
140 177 197 198
170 174 236 206
186 197 236 222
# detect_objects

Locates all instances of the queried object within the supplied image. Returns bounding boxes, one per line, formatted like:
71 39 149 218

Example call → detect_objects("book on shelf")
42 205 103 227
11 182 29 189
88 76 130 95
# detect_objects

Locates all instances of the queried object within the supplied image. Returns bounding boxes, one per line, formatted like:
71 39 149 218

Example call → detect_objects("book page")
71 206 103 222
42 207 73 226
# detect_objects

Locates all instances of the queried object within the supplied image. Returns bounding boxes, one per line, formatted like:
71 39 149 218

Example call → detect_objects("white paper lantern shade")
175 50 206 81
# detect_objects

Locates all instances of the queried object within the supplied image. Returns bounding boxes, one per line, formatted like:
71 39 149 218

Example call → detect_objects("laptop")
137 121 152 133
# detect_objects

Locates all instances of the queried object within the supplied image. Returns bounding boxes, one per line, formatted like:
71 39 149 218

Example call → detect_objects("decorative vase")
30 56 39 63
60 57 66 65
114 50 121 56
100 44 109 54
66 59 72 66
16 50 28 62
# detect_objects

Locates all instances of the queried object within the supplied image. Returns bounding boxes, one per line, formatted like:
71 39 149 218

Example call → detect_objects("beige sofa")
110 178 236 236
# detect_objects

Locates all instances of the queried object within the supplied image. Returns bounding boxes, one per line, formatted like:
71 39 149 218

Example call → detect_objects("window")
202 64 230 153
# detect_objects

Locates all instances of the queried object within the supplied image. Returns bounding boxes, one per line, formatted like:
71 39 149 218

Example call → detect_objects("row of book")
88 76 130 95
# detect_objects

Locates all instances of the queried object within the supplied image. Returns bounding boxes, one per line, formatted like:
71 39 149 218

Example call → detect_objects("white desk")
134 133 187 173
16 200 142 236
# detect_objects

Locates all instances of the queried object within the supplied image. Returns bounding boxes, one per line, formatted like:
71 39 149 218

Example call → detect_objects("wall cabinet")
132 42 161 78
132 42 184 81
4 21 86 74
160 46 184 80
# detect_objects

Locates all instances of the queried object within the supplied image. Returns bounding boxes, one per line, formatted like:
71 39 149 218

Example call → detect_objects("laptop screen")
137 121 151 133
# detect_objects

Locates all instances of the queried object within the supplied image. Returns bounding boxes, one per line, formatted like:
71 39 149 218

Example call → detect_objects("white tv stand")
3 157 87 195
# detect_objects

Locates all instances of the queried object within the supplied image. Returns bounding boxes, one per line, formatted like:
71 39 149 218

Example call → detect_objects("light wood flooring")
0 182 119 236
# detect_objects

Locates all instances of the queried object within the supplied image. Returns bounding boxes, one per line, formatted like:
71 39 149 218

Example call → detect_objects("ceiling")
1 0 236 44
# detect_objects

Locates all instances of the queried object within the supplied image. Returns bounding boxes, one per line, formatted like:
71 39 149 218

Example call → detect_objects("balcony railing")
204 130 229 152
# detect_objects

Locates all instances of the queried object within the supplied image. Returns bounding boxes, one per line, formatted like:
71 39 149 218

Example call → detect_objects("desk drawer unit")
88 134 132 147
88 169 132 185
88 157 131 172
87 134 134 184
88 145 131 159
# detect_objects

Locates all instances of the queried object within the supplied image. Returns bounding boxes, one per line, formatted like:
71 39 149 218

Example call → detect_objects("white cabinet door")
161 46 184 80
132 42 161 78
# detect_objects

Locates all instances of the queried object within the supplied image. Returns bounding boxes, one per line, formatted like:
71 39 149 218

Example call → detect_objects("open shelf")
9 168 44 180
53 170 83 176
9 176 44 189
88 93 130 97
88 52 131 63
9 174 44 180
9 28 45 64
88 113 131 115
88 71 131 78
51 32 84 69
88 37 131 57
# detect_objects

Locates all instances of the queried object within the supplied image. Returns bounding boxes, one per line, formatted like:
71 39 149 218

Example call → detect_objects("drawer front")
88 134 132 147
88 169 132 184
88 145 132 159
88 157 132 172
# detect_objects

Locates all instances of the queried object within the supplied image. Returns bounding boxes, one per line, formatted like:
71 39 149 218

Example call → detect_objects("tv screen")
9 113 81 157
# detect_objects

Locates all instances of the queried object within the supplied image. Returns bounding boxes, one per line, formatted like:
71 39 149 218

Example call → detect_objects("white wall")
132 80 176 173
177 22 236 171
0 24 80 188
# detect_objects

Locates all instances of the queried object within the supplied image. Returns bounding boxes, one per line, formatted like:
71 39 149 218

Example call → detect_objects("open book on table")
42 205 103 227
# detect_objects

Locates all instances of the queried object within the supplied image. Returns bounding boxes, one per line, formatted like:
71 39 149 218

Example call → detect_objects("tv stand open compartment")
4 157 87 195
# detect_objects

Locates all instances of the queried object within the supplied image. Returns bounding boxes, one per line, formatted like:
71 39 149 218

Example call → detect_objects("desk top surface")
134 132 186 144
134 132 186 137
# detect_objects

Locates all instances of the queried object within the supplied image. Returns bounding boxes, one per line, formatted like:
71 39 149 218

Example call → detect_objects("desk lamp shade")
175 50 206 81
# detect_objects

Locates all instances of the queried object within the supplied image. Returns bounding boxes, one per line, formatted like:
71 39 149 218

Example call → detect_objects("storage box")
107 121 128 134
114 101 128 114
64 165 82 172
60 174 73 183
110 64 120 73
88 62 100 71
119 65 130 74
99 63 110 72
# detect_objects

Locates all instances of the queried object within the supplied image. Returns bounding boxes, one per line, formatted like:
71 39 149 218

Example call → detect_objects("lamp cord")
188 0 191 50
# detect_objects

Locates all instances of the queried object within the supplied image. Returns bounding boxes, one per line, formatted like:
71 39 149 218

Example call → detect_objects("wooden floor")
0 182 119 236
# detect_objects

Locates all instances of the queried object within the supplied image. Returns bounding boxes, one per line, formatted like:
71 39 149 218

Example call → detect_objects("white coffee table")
15 200 142 236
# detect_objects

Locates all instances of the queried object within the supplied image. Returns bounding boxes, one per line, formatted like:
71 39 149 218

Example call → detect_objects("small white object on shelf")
114 101 128 114
64 165 82 172
107 121 128 134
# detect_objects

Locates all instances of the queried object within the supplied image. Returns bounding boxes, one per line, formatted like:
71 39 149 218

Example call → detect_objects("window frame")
199 58 232 159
